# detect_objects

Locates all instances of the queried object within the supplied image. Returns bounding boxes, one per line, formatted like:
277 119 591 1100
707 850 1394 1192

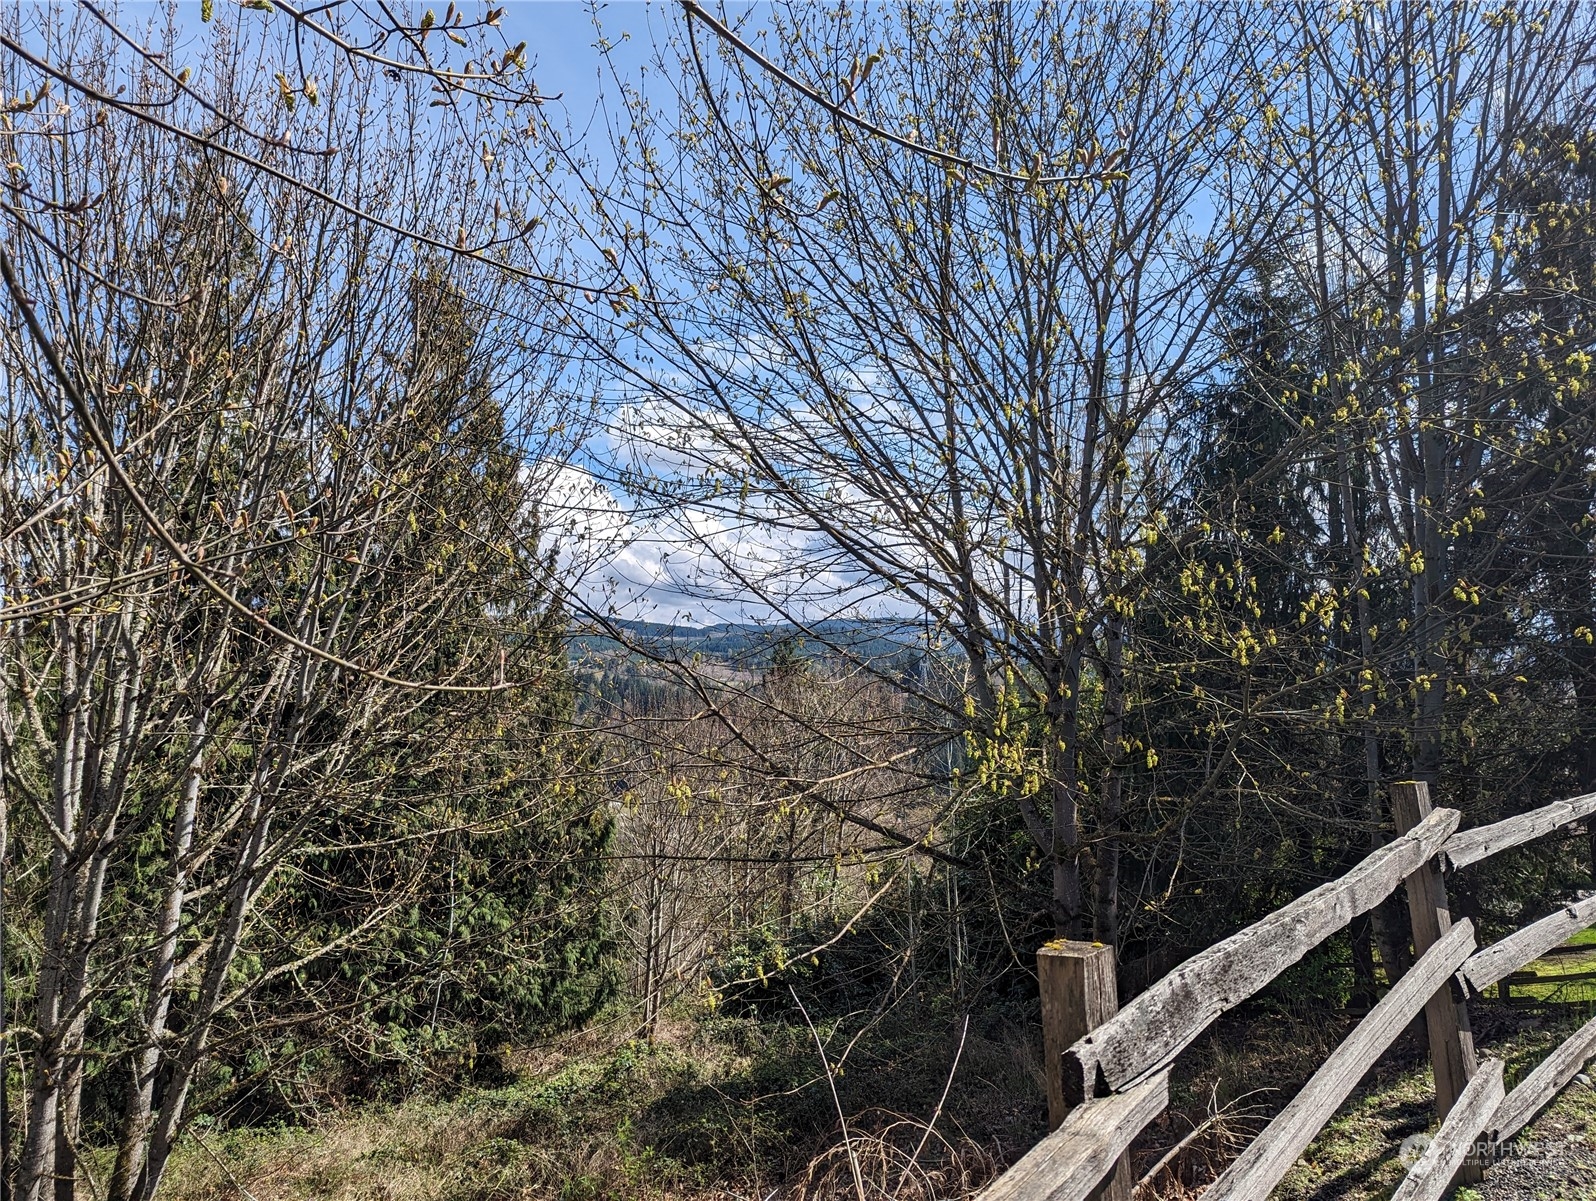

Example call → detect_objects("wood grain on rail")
1061 808 1460 1102
975 1072 1168 1201
1201 920 1476 1201
1443 791 1596 869
1389 1059 1504 1201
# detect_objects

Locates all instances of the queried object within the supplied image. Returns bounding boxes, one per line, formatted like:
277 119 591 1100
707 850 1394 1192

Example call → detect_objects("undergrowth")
160 998 1596 1201
161 1004 1041 1201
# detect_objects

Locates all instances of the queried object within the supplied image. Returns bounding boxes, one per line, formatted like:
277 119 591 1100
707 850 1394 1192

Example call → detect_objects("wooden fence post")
1390 780 1483 1183
1039 940 1131 1201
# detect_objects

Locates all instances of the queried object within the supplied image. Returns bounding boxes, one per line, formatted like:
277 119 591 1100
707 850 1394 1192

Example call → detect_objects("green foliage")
1261 936 1355 1014
203 272 621 1113
261 757 620 1103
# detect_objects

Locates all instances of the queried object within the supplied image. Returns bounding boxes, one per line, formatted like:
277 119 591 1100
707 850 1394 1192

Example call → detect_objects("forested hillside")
1 2 1595 1199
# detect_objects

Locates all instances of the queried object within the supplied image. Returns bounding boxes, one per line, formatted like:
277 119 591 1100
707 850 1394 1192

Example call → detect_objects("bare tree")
1287 0 1596 788
593 0 1288 942
594 642 935 1032
0 16 589 1199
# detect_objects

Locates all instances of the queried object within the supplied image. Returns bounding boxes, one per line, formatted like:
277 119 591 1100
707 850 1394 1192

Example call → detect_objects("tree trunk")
1046 653 1086 938
1094 608 1126 949
140 799 275 1201
109 714 206 1201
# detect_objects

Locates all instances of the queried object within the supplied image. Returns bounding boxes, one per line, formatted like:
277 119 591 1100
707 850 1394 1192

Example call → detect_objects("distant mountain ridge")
567 615 929 669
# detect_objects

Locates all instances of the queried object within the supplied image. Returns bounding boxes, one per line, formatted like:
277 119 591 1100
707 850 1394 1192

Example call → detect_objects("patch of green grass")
1496 939 1596 1006
1274 1055 1436 1201
159 1005 1038 1201
1500 978 1596 1006
161 1032 728 1201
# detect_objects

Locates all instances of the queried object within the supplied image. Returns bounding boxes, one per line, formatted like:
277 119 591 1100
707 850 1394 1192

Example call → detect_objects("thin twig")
191 1127 263 1201
892 1013 970 1201
1133 1086 1275 1197
790 982 867 1201
679 0 1126 188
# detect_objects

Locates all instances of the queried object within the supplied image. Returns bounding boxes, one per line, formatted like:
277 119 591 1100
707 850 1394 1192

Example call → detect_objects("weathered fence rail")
978 782 1596 1201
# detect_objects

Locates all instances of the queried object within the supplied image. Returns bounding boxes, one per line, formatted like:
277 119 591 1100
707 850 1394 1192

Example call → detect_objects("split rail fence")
979 781 1596 1201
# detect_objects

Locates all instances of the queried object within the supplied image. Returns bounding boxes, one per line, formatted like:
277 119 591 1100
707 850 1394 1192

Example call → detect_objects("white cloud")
540 426 917 628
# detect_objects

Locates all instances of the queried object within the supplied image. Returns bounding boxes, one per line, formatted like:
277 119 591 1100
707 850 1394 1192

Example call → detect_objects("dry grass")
159 1006 1031 1201
162 1028 724 1201
159 991 1596 1201
790 1110 1001 1201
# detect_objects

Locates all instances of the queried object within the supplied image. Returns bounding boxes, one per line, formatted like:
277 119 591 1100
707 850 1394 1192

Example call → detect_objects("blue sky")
494 4 812 627
501 1 656 111
68 0 779 626
115 1 676 110
64 1 878 627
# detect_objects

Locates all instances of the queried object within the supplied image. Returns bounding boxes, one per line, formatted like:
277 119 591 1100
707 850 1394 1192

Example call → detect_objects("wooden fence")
979 781 1596 1201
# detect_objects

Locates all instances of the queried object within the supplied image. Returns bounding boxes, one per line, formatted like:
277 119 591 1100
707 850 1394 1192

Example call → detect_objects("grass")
1269 1002 1596 1201
1124 993 1596 1201
161 1006 1042 1201
1124 1008 1438 1201
1497 941 1596 1007
158 968 1596 1200
164 1028 722 1201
